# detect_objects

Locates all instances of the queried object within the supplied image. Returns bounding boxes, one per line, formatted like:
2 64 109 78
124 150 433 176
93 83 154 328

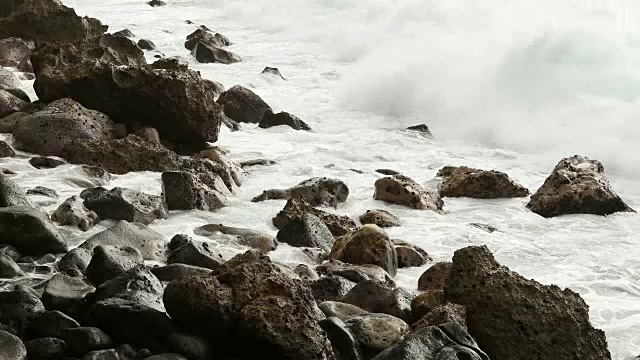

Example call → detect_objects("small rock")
239 158 276 168
87 245 145 286
184 29 228 51
329 224 397 277
161 171 228 211
261 67 286 80
0 285 45 335
309 275 357 302
318 301 368 321
29 157 65 169
0 206 67 255
0 140 15 157
150 264 213 282
147 0 166 7
346 313 410 359
0 174 33 207
51 195 99 231
437 166 530 198
0 330 27 360
26 186 58 198
216 85 271 124
253 177 349 207
374 174 443 211
413 303 467 331
167 236 224 270
375 169 401 176
259 110 311 131
406 124 433 137
411 290 445 322
194 224 277 253
469 223 498 233
294 264 319 281
341 281 414 324
26 310 79 338
112 29 135 38
24 337 68 360
137 39 156 50
393 240 431 268
316 260 395 285
42 273 95 314
359 209 400 228
0 253 25 278
274 196 359 237
417 262 451 291
83 187 168 225
167 333 213 360
191 42 241 64
277 213 334 252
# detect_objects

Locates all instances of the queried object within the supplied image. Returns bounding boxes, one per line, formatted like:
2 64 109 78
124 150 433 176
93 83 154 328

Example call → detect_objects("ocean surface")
5 0 640 357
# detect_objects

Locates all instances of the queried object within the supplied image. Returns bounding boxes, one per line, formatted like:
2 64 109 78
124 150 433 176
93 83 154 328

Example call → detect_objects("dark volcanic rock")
393 240 431 268
83 349 119 360
61 327 112 357
308 275 356 303
319 317 361 360
0 90 27 118
412 303 466 331
318 301 368 321
194 224 278 254
359 209 400 228
79 220 167 262
374 174 443 211
42 273 95 313
27 310 79 338
259 110 311 130
161 171 228 211
341 281 414 324
29 156 65 169
0 37 35 73
0 285 45 335
329 225 398 277
191 42 241 64
90 265 164 312
57 248 92 275
167 333 213 360
345 313 410 359
184 29 228 50
83 187 168 225
261 66 286 80
51 195 99 231
150 264 213 282
277 213 334 252
112 29 134 38
417 262 451 291
0 206 67 255
527 155 634 217
26 186 57 198
137 39 156 50
445 245 611 360
273 196 359 237
167 237 224 270
406 124 433 137
0 174 33 207
411 290 445 322
0 253 26 278
0 329 27 360
147 0 166 6
317 260 395 285
253 177 349 207
87 245 144 285
437 166 530 198
24 337 68 360
239 158 276 168
216 85 271 124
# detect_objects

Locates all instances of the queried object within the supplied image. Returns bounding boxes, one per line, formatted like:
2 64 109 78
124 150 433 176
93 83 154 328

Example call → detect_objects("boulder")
0 206 67 255
167 236 224 270
340 281 414 324
24 337 68 360
191 42 241 64
0 285 45 335
294 264 319 281
137 39 156 50
86 245 144 286
0 253 26 278
413 303 466 331
0 329 27 360
161 171 228 211
61 327 112 357
445 245 611 360
374 175 443 210
359 209 400 228
151 264 212 282
25 186 57 198
112 29 134 38
316 260 395 286
393 240 431 268
26 310 79 338
216 85 271 124
410 290 445 322
318 301 368 321
345 313 409 359
79 221 167 262
417 262 451 291
184 29 228 50
83 187 168 225
253 177 349 207
261 66 286 80
527 155 634 217
318 317 362 360
274 196 359 237
329 225 397 277
277 213 334 252
406 124 433 137
51 195 99 231
0 174 33 207
0 37 34 73
437 166 530 198
0 86 29 103
259 110 311 130
240 158 276 168
194 224 277 254
0 90 27 118
190 150 245 191
29 156 65 169
42 273 95 313
308 275 356 303
0 68 21 88
57 248 92 275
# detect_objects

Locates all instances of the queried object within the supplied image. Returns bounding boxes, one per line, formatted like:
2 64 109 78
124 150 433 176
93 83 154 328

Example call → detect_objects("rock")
25 186 57 198
24 337 68 360
83 187 168 225
42 273 95 314
0 244 20 261
28 156 65 169
51 196 99 231
192 42 241 64
239 158 276 168
277 213 334 252
163 250 335 359
309 275 357 302
253 177 349 207
26 310 79 338
370 323 489 360
194 224 277 254
527 155 634 217
446 245 611 360
0 90 27 118
294 264 319 281
469 223 498 233
83 349 119 360
184 29 228 50
319 301 368 321
375 169 401 176
417 262 451 291
90 265 164 312
274 196 359 237
192 148 246 190
144 355 188 360
0 86 29 103
112 29 134 38
0 330 27 360
216 85 271 124
329 225 397 277
0 285 45 335
80 221 167 262
0 37 34 73
406 124 433 137
410 290 445 322
0 206 67 255
57 248 92 275
359 210 400 228
319 317 362 360
346 313 410 359
374 175 443 211
393 240 431 268
32 36 225 154
0 68 21 88
413 303 466 331
147 0 166 6
137 39 156 50
87 245 144 286
167 236 224 270
161 171 228 211
341 281 414 324
317 260 395 286
0 253 25 278
261 67 286 80
437 166 530 198
13 98 116 157
0 174 32 207
61 327 112 357
150 264 213 282
259 110 311 130
167 333 212 360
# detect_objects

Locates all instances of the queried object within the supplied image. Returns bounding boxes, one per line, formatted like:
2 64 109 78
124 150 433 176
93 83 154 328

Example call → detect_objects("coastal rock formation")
374 174 443 210
162 171 229 211
437 166 530 198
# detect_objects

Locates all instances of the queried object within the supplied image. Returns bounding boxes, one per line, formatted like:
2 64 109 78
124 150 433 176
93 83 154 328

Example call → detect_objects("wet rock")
112 29 134 38
167 333 213 360
294 264 319 281
0 253 26 278
277 213 334 252
79 220 167 262
87 245 144 286
253 177 349 207
26 186 57 198
150 264 213 282
0 90 27 118
161 171 228 211
417 262 451 291
317 261 395 287
329 225 397 277
24 337 68 360
341 281 414 324
446 245 611 360
411 290 445 322
193 224 278 253
13 98 116 157
191 42 241 64
83 349 119 360
406 124 433 137
0 174 33 207
42 273 95 313
0 68 21 88
0 329 26 360
90 265 164 312
469 223 497 233
346 313 410 359
527 155 634 217
184 29 229 50
413 303 466 331
0 285 45 335
83 187 168 225
259 110 311 130
0 244 20 261
309 275 357 303
167 236 224 270
319 301 368 321
0 37 34 73
137 39 156 50
61 327 112 357
374 174 443 211
239 158 276 168
29 156 65 169
261 67 286 80
216 85 271 124
359 209 400 228
26 310 79 338
147 0 166 6
274 196 359 237
0 206 67 255
193 148 246 190
393 240 431 268
57 248 92 275
163 251 335 359
437 166 530 198
0 86 29 103
51 196 99 231
319 317 362 360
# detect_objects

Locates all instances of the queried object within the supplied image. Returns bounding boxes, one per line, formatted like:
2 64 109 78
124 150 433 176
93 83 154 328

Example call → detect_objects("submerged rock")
277 213 334 252
29 156 65 169
329 225 397 277
137 39 156 50
0 206 67 255
261 66 286 80
83 187 168 225
26 186 58 198
437 166 530 198
253 177 349 207
0 329 27 360
374 175 443 211
273 196 359 237
406 124 433 137
259 110 311 131
216 85 271 124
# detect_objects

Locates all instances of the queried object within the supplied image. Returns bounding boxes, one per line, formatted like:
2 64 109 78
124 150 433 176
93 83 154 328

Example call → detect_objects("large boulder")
437 166 530 198
273 196 359 237
253 177 349 207
13 98 116 157
0 285 45 335
163 251 335 359
0 174 33 208
0 329 27 360
216 85 271 124
277 213 334 252
329 225 397 277
0 206 67 255
78 220 167 262
374 174 443 210
445 245 611 360
0 90 27 118
161 171 228 211
527 155 634 217
32 34 225 153
51 195 99 231
82 187 168 225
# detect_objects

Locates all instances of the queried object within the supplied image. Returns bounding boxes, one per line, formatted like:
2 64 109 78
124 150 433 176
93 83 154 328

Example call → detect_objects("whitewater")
3 0 640 358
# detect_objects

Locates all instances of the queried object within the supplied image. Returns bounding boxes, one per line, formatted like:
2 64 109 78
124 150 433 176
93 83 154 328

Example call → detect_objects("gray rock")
274 196 359 237
359 210 400 228
29 156 65 169
134 127 161 144
261 67 286 80
161 171 228 211
0 206 67 255
309 275 357 302
374 174 443 211
42 273 95 314
91 266 164 312
319 301 368 321
26 186 58 198
137 39 156 50
437 166 529 199
0 285 44 336
410 290 445 323
150 264 213 282
191 42 241 64
147 0 166 7
26 310 79 339
82 349 119 360
194 224 277 253
393 240 431 268
0 68 21 88
346 313 410 359
417 262 451 291
341 281 414 323
216 85 271 124
0 140 15 158
83 187 168 225
52 196 99 231
319 317 362 360
259 110 311 131
294 264 319 281
167 333 212 360
329 225 397 277
24 337 68 360
57 248 92 275
0 86 29 103
316 260 395 286
167 237 224 270
184 29 229 50
0 253 25 278
413 303 466 331
253 177 349 207
0 329 26 360
0 174 33 207
0 244 20 261
86 245 144 285
112 29 135 38
61 327 112 357
79 221 167 262
277 213 334 252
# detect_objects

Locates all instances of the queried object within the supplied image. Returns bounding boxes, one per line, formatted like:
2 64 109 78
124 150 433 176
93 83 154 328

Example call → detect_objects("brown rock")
411 290 445 322
273 196 359 237
253 177 349 207
417 262 451 291
216 85 271 124
437 166 530 198
412 303 466 331
259 110 311 131
359 209 400 228
374 174 443 210
329 225 397 277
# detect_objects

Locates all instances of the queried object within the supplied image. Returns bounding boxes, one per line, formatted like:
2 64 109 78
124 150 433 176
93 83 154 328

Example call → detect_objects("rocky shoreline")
0 0 637 359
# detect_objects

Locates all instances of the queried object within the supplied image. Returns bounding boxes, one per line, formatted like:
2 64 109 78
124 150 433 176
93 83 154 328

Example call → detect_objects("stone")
393 240 431 268
411 290 445 323
406 124 433 137
309 275 357 303
253 177 349 207
0 174 32 207
57 248 92 275
51 195 99 231
191 42 241 64
25 186 57 198
89 265 164 312
161 171 228 211
137 39 156 50
194 224 277 254
277 213 334 252
294 264 319 281
0 37 34 73
319 301 368 321
42 273 95 313
0 206 67 255
147 0 166 6
61 327 112 357
374 175 443 211
83 349 119 360
319 317 362 360
150 264 213 282
112 29 134 37
0 68 21 88
359 210 400 228
0 253 25 278
191 149 245 191
13 98 116 157
437 166 530 198
417 262 451 291
469 223 498 233
167 237 224 270
274 196 359 237
184 29 228 51
346 313 410 359
29 156 65 169
413 303 466 331
0 245 20 261
341 281 414 324
0 90 27 118
0 285 44 335
167 333 213 360
240 158 276 168
329 225 397 277
216 85 271 124
445 245 611 360
134 126 161 144
26 310 79 339
317 261 395 286
0 329 27 360
24 337 68 360
0 86 29 103
527 155 634 217
87 245 144 286
259 110 311 130
83 187 168 225
261 67 286 80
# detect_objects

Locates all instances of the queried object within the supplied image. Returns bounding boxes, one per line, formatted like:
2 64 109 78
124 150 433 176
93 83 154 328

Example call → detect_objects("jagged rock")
13 98 116 157
437 166 530 198
374 174 443 211
24 337 68 360
42 273 95 313
57 248 92 275
259 110 311 130
341 281 414 324
163 251 335 359
316 260 395 286
167 236 224 270
527 155 634 217
417 262 451 291
359 209 400 228
150 264 213 282
0 174 33 207
26 310 79 338
52 195 99 231
411 290 445 323
87 245 144 286
261 67 286 80
253 177 349 207
393 240 431 268
319 301 368 321
216 85 271 124
413 303 466 331
308 275 357 303
406 124 433 137
0 329 27 360
277 213 334 252
61 327 112 357
0 253 25 278
184 29 228 50
29 156 65 169
0 90 27 118
329 225 397 277
445 245 611 360
194 224 277 254
469 223 498 233
79 221 167 262
83 187 168 225
0 206 67 255
274 196 359 237
26 186 57 198
0 285 45 335
0 37 34 73
137 39 156 50
346 313 410 359
192 148 246 190
0 68 21 88
112 29 134 38
167 333 213 360
191 42 241 64
161 171 228 211
319 317 362 360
